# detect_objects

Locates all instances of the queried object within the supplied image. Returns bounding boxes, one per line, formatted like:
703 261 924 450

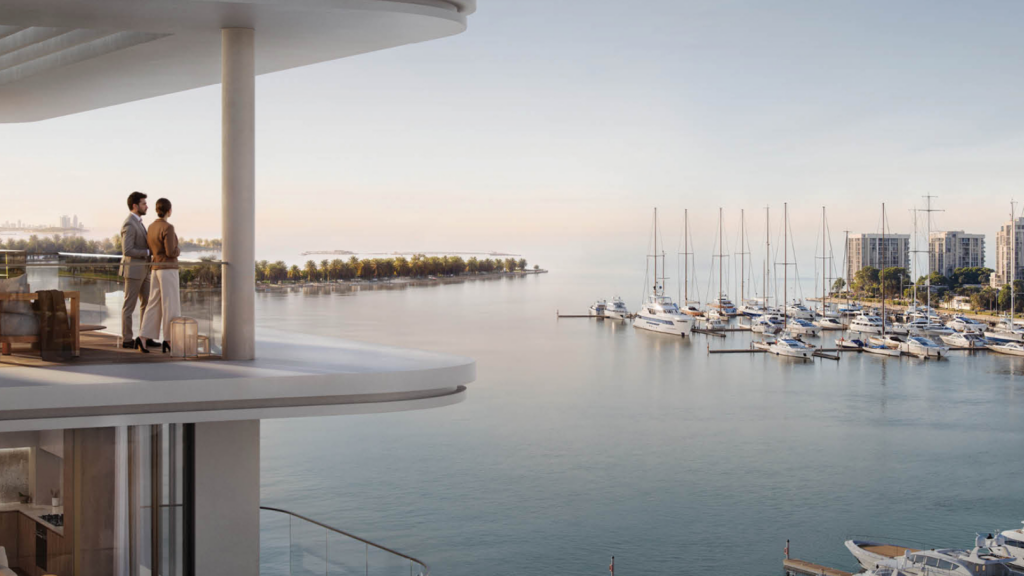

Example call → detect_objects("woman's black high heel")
135 337 150 354
162 341 170 354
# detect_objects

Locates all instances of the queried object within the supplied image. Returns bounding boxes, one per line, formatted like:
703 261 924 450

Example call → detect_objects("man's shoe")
146 339 161 348
121 341 136 349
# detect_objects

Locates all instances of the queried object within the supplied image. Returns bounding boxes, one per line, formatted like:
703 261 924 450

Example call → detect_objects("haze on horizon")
2 0 1023 274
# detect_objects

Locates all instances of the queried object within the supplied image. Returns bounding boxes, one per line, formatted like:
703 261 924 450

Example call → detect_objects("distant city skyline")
1 215 85 231
3 1 1024 275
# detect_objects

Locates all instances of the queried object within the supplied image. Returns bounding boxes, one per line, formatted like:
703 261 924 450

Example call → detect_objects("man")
119 191 157 348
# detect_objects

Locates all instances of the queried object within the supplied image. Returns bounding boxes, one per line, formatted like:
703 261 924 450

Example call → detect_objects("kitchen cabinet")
47 529 69 576
16 513 35 576
0 512 17 570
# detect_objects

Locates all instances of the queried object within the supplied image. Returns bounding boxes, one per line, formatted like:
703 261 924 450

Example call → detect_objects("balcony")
1 253 222 367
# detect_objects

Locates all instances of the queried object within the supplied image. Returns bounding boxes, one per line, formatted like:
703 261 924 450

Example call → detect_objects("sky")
2 0 1024 277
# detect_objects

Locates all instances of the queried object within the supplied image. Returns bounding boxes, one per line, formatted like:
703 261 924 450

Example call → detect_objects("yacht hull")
633 315 693 336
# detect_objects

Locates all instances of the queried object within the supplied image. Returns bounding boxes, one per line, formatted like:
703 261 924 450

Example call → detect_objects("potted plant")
50 489 60 508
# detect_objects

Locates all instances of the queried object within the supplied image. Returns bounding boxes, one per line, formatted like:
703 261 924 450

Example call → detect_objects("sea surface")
255 270 1024 576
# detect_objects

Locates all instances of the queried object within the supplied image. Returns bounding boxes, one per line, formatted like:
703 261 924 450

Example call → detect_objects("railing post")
288 515 293 576
365 543 369 576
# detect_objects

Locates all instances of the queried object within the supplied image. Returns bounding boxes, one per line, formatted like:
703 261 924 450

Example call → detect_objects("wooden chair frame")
0 291 80 356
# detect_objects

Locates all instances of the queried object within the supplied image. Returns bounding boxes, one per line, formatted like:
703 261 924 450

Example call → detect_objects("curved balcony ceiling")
0 0 474 122
0 329 474 431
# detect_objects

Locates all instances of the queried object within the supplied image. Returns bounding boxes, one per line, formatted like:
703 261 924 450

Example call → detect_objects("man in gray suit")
120 191 154 348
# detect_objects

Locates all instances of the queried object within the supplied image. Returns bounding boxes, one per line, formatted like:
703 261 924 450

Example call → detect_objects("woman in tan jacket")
139 198 181 353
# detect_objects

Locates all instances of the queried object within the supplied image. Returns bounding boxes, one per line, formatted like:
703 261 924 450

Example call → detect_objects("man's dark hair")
155 198 172 218
127 191 147 211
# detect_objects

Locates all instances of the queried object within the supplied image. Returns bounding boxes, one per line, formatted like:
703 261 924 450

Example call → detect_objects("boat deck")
862 544 917 558
783 558 853 576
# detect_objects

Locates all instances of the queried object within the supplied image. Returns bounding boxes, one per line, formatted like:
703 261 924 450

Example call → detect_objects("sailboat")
633 208 695 337
989 201 1024 352
814 207 844 330
678 209 704 317
769 203 814 359
750 206 782 335
708 208 737 316
863 204 904 358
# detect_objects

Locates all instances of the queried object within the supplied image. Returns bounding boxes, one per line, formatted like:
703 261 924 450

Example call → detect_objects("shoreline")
256 269 548 291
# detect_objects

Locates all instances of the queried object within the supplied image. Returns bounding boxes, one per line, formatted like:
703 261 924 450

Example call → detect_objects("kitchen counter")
0 503 64 536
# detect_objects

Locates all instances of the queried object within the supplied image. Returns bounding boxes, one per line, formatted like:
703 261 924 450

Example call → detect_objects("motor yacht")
989 341 1024 357
681 302 704 317
984 318 1024 343
850 314 885 335
604 297 630 319
981 522 1024 570
708 295 738 315
814 316 845 330
835 337 865 349
940 332 989 349
707 308 727 321
769 335 813 359
900 317 955 338
588 299 608 317
752 314 784 335
738 300 767 317
633 294 695 337
869 334 906 349
698 315 727 330
947 316 988 334
786 302 815 320
838 303 863 316
899 336 949 359
787 318 820 336
846 540 1018 576
863 342 902 357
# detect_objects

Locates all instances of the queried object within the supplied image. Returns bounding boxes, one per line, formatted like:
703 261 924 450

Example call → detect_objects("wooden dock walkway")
692 328 726 338
783 558 852 576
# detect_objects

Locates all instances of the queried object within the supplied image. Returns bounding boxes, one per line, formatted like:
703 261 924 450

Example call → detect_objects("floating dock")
783 558 853 576
692 328 726 338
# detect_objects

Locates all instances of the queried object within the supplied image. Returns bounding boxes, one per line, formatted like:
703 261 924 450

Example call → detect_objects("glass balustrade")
260 506 429 576
0 252 224 364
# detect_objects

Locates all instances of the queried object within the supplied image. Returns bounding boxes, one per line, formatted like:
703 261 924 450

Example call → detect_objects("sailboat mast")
1012 200 1017 322
783 202 788 325
844 230 850 309
925 195 931 313
685 209 689 302
741 209 745 304
764 206 770 311
882 203 886 337
654 207 658 297
719 207 724 305
822 206 826 315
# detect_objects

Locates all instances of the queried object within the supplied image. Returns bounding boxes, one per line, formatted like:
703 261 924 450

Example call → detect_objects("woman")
138 197 181 353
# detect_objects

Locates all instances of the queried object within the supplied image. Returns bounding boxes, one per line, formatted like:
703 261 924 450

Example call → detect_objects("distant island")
0 234 221 255
257 255 539 283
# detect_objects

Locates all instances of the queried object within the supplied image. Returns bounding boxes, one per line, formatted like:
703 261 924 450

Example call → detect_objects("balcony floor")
0 331 220 368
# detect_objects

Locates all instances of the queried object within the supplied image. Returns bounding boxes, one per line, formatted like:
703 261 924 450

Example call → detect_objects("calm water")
257 270 1024 576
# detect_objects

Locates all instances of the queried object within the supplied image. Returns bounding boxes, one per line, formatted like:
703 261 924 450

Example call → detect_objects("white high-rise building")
929 231 985 278
846 233 911 281
992 217 1024 287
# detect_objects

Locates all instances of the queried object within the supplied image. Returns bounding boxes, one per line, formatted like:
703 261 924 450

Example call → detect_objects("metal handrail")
260 505 430 576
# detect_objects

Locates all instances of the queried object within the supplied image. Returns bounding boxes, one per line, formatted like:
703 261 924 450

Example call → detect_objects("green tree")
880 267 909 299
517 258 527 271
304 260 319 282
831 278 846 294
852 266 880 296
288 264 302 281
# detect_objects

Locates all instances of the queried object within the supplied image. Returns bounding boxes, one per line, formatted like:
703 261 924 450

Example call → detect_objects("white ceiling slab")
0 0 474 122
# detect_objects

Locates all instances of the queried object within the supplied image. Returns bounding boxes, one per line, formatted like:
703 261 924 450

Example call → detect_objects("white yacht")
785 302 815 320
738 300 768 317
588 299 608 317
900 317 955 337
989 341 1024 357
634 294 695 337
681 302 704 317
940 332 989 349
698 315 727 330
787 318 820 336
947 315 988 334
752 314 784 335
836 337 866 349
837 303 863 316
707 307 727 321
899 336 949 359
984 318 1024 343
982 522 1024 570
869 334 906 349
847 540 1018 576
604 297 630 319
813 316 845 330
863 341 902 357
769 335 814 359
850 314 885 335
708 295 738 315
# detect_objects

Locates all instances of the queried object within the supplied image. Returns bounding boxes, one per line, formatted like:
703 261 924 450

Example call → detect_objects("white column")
222 28 256 360
194 420 261 575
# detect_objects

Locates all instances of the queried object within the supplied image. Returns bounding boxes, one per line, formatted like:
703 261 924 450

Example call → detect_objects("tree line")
1 234 220 255
256 255 535 283
835 265 1021 313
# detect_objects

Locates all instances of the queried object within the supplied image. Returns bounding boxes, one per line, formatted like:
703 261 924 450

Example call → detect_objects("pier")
783 558 853 576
